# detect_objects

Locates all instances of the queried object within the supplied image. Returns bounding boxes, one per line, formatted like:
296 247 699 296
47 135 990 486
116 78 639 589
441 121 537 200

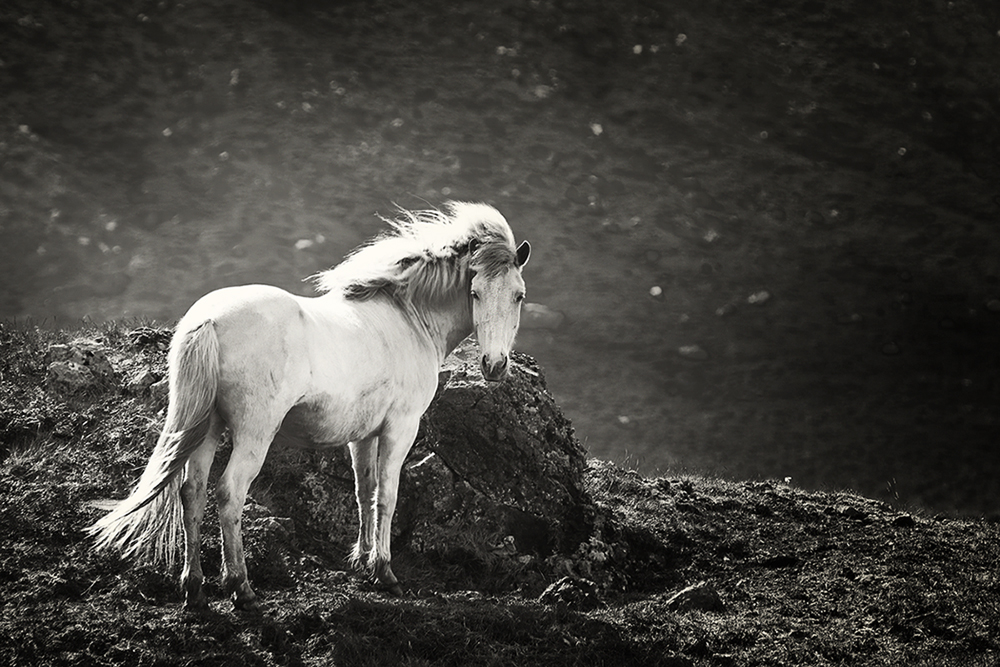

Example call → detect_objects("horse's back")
174 285 438 443
180 284 301 331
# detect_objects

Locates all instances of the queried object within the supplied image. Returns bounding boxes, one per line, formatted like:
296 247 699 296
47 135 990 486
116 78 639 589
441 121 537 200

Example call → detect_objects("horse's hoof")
183 587 209 613
232 595 264 614
382 582 404 597
183 598 210 614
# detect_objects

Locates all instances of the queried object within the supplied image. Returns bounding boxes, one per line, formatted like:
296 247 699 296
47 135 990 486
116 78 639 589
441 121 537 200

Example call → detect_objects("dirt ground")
1 323 999 665
2 0 1000 515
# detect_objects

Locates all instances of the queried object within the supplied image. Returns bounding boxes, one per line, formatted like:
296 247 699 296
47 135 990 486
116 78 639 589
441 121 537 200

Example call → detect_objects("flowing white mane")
313 202 518 305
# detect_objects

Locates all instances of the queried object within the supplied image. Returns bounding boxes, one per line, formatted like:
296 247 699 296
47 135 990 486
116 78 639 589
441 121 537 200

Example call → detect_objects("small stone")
649 285 663 297
127 368 158 393
46 361 97 394
663 581 724 613
747 290 770 305
150 377 169 402
538 576 603 610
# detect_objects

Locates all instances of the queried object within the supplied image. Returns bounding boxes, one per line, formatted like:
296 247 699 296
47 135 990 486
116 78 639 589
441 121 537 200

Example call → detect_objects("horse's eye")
470 290 480 301
515 293 525 303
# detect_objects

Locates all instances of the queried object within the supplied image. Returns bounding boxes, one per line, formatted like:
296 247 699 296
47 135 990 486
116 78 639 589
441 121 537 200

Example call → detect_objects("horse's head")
469 237 530 382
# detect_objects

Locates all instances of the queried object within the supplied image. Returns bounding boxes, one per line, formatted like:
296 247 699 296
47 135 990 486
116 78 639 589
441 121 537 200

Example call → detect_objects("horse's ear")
516 240 531 268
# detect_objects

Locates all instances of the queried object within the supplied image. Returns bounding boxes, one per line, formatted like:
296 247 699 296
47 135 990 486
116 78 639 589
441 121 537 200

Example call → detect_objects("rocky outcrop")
45 338 116 393
420 350 591 555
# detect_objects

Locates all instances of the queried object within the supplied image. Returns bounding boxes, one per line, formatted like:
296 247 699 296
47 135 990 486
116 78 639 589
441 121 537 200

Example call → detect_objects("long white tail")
88 319 220 568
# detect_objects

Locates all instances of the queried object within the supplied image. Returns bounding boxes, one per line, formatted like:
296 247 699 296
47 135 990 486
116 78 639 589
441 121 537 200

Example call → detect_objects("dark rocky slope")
1 321 999 666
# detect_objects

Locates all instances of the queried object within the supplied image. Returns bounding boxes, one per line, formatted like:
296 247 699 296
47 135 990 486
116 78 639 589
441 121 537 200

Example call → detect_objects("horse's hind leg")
348 436 378 569
217 427 274 611
180 412 223 611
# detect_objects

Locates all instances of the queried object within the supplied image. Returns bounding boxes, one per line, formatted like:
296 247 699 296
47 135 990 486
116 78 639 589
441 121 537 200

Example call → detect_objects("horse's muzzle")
481 355 509 382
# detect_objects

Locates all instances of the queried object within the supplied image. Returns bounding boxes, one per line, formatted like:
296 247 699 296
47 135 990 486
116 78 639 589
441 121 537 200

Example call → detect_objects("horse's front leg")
348 436 378 569
371 417 420 596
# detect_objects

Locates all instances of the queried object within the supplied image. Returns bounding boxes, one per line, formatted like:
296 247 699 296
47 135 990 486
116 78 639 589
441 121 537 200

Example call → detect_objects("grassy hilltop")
1 321 999 666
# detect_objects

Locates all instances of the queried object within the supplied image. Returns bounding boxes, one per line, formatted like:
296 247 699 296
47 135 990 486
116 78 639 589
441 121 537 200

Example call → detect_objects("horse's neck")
410 294 473 363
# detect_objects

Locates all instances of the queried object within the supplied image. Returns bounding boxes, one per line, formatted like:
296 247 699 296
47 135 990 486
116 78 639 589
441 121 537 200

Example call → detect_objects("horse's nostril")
481 356 508 379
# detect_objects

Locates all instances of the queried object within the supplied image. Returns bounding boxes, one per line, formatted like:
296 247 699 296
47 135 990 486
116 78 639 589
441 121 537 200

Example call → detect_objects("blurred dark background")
2 0 999 515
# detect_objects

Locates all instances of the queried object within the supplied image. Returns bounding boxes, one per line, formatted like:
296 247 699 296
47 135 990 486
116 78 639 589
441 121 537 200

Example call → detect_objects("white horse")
88 202 530 611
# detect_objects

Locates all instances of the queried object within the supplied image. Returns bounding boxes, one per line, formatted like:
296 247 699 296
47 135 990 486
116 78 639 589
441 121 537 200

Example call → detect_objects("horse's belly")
273 394 385 449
